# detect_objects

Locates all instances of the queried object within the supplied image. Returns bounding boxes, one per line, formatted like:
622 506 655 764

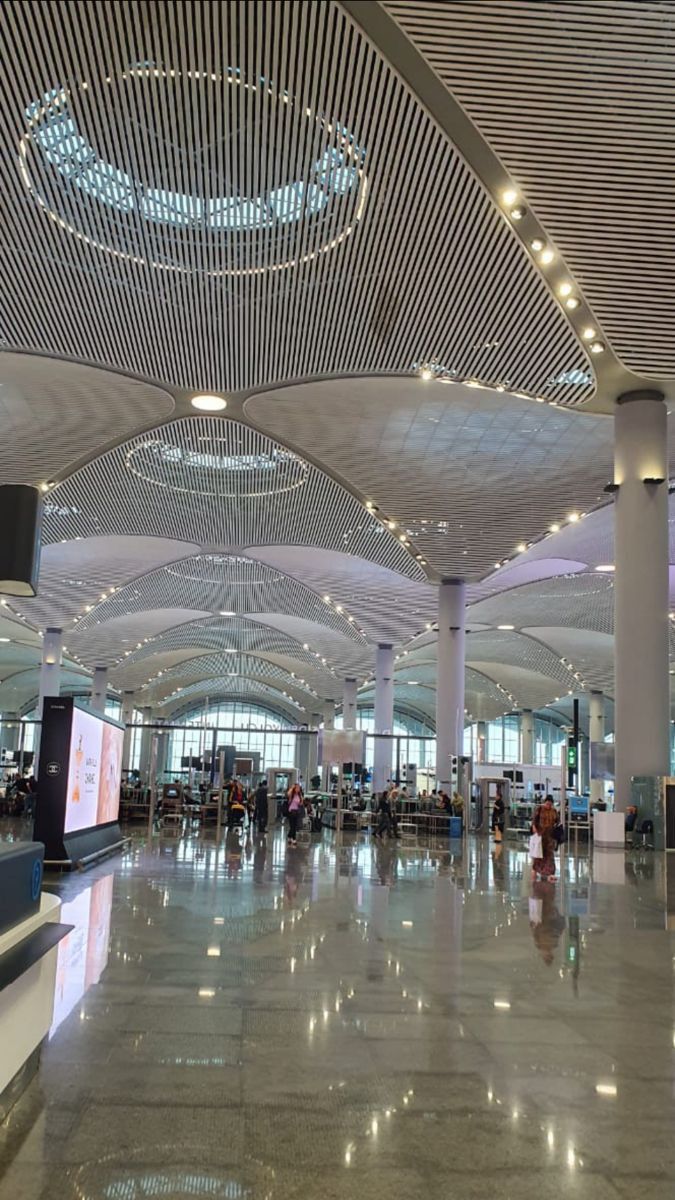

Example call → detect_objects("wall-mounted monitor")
34 697 125 865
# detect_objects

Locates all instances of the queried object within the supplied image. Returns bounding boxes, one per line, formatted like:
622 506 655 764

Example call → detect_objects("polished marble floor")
1 824 675 1198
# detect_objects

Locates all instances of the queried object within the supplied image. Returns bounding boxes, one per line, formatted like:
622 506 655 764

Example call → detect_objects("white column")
35 627 63 770
614 390 670 809
588 690 605 806
323 701 335 731
90 666 108 714
121 690 136 772
308 712 321 784
476 719 486 764
521 709 534 764
343 678 358 729
38 627 63 716
435 580 466 791
139 706 153 781
373 643 394 792
0 713 20 759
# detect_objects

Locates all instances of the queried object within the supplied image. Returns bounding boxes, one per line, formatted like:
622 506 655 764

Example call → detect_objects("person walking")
531 794 558 881
254 778 269 834
287 782 304 846
373 791 399 839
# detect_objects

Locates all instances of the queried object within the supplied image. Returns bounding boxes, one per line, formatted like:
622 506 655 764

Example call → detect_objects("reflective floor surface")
1 826 675 1198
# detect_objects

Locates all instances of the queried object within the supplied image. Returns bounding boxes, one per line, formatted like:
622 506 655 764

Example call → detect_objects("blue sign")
31 857 43 901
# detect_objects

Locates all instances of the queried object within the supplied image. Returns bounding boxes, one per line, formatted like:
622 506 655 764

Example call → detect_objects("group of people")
0 771 37 818
224 778 309 847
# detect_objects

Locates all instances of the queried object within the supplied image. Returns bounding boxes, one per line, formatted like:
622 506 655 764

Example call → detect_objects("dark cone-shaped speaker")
0 484 42 597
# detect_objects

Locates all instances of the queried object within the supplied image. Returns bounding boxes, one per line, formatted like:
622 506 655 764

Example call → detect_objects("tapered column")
0 713 20 759
476 720 486 764
435 580 466 791
373 643 394 792
90 666 108 714
38 628 62 716
521 709 534 764
121 690 136 772
138 706 153 781
343 678 358 729
308 712 321 784
35 627 63 770
614 390 670 809
588 690 605 806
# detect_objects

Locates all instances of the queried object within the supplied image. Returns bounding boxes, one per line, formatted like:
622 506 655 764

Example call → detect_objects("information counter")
0 843 71 1119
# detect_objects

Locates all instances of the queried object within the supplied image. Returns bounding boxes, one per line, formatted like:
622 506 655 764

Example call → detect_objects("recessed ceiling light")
191 394 227 411
516 542 527 553
498 624 514 630
530 238 544 252
0 637 9 643
539 248 555 265
219 610 236 616
510 206 525 220
565 297 579 310
590 341 605 354
419 366 434 382
582 326 596 341
549 523 560 533
595 564 615 572
502 188 518 206
567 512 580 523
558 282 572 298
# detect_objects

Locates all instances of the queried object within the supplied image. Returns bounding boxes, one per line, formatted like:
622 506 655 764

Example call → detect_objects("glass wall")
464 714 567 766
165 701 296 775
335 705 436 782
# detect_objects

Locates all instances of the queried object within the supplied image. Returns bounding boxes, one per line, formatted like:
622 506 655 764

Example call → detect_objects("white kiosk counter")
0 843 71 1120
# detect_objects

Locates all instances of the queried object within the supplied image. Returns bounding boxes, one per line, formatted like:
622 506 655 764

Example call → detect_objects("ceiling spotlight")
582 326 596 341
419 366 434 382
516 542 527 553
494 562 501 569
530 238 544 252
567 511 580 523
498 624 514 631
549 523 560 533
191 393 227 411
539 248 555 265
510 206 526 220
565 297 579 310
219 610 235 616
595 564 615 572
502 188 518 206
558 282 573 298
590 341 605 354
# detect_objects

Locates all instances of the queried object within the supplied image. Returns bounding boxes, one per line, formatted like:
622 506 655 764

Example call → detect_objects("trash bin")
449 815 463 838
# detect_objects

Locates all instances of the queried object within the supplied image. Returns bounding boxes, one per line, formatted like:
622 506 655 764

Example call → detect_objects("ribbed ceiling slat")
0 0 591 401
385 0 675 378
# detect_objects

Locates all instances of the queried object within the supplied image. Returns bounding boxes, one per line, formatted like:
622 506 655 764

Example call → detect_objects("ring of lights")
163 555 284 585
125 438 309 497
19 64 369 277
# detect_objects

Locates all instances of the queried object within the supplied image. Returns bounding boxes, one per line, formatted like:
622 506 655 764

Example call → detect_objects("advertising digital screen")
64 707 124 834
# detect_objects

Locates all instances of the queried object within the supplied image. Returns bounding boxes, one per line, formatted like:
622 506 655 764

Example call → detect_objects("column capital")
616 388 664 406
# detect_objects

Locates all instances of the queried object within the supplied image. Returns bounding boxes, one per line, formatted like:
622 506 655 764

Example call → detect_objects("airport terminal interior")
1 1 675 1196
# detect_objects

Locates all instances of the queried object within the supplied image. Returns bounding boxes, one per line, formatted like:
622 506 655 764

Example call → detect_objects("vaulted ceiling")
0 0 672 728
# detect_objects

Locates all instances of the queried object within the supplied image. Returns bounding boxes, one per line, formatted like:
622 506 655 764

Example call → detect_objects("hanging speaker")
0 484 42 597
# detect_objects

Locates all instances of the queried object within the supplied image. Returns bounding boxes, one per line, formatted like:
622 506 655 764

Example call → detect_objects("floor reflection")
0 826 674 1198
